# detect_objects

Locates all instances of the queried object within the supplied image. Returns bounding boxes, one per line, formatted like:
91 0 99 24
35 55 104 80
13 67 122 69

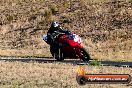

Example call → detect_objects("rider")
47 21 70 47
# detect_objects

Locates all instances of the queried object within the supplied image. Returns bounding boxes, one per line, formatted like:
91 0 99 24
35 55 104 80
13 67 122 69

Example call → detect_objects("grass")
81 0 109 4
89 59 101 66
49 4 59 15
0 61 131 88
0 1 131 88
0 0 131 66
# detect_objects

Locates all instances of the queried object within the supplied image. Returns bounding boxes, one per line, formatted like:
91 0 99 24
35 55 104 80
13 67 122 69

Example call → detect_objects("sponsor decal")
76 66 131 85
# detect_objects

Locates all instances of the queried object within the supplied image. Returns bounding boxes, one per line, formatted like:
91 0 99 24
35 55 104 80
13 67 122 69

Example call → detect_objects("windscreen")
68 34 75 40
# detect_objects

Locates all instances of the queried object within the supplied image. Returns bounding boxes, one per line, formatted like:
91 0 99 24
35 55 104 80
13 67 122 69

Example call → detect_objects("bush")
89 60 101 66
6 15 14 23
50 4 59 15
44 9 52 21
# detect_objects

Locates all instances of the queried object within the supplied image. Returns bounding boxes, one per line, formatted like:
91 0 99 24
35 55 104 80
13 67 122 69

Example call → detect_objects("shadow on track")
0 57 132 67
0 56 85 65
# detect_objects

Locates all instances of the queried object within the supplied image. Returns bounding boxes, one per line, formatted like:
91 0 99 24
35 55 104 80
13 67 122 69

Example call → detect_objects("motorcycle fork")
74 47 81 60
59 48 63 58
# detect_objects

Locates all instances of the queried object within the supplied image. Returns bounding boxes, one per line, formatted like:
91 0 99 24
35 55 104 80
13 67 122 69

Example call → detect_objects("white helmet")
51 21 60 28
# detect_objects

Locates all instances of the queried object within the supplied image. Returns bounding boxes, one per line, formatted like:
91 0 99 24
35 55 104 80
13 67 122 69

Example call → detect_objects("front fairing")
68 39 81 47
57 33 84 58
67 34 83 48
58 33 83 48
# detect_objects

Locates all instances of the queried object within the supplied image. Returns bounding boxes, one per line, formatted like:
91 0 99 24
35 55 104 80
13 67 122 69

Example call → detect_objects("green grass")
89 60 101 66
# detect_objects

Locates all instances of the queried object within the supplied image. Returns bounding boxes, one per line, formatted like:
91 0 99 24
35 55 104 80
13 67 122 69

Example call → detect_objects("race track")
0 56 132 68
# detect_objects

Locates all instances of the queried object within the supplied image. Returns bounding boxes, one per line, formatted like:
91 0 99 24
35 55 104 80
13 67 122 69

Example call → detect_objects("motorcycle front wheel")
80 48 91 61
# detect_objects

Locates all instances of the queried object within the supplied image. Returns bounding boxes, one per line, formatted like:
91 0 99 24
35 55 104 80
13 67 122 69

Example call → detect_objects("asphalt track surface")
0 56 132 68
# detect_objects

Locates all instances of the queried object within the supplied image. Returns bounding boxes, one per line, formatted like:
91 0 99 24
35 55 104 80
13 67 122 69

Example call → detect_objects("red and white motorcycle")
43 32 91 61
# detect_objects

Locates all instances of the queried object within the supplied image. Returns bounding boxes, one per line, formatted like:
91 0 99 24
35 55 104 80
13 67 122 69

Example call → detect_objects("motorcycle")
43 32 91 61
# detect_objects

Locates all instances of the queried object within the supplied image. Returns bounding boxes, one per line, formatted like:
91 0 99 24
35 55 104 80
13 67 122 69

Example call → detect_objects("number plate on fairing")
73 34 82 43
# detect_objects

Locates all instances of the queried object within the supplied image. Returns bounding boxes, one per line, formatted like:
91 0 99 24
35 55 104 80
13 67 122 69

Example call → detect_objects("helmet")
51 21 60 28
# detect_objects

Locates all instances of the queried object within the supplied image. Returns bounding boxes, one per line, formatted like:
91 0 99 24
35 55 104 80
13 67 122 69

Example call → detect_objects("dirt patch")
0 61 131 88
0 0 131 61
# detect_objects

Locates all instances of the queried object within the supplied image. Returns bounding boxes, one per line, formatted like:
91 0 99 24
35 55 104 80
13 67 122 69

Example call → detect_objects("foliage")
6 15 14 23
50 4 59 15
89 60 101 66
